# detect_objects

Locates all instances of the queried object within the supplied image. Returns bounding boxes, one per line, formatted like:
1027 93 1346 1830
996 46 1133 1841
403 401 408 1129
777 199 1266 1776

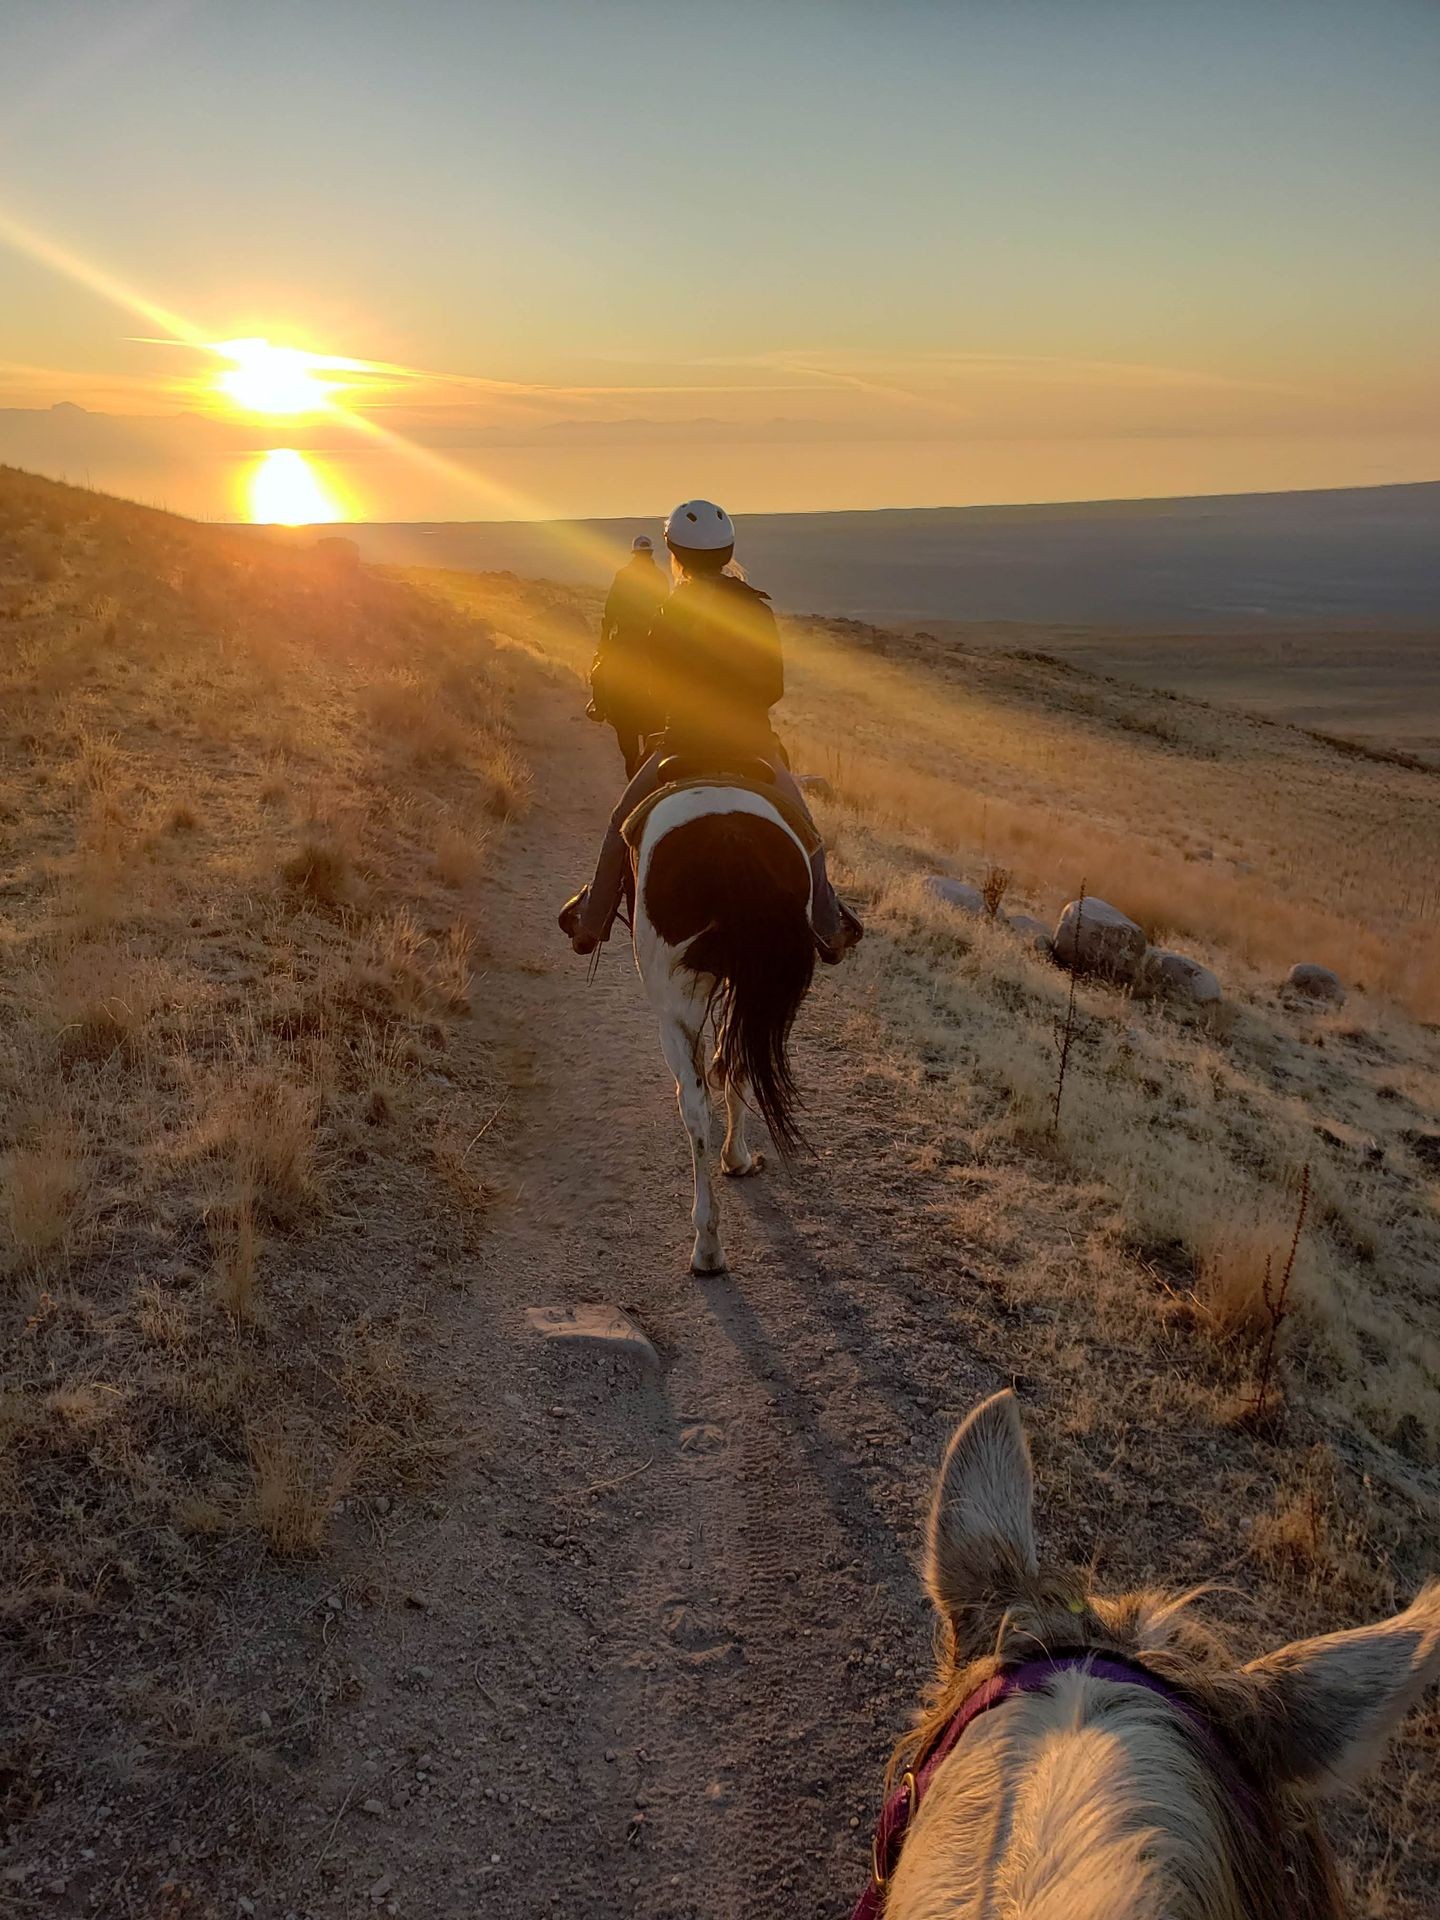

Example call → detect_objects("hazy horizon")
4 2 1439 524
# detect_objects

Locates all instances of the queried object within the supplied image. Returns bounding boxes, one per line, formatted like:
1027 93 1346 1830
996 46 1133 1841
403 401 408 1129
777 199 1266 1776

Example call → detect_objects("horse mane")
889 1579 1347 1920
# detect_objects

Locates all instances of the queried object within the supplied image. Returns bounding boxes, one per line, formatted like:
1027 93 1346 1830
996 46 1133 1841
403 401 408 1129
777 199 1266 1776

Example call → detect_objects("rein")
853 1649 1259 1918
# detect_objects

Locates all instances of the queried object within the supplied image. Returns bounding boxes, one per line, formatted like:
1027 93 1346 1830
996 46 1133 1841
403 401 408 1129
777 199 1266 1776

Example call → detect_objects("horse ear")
1243 1583 1440 1793
926 1390 1037 1637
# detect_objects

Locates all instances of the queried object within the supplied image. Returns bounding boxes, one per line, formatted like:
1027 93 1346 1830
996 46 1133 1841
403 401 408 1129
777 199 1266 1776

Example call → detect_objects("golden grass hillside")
0 471 523 1858
410 565 1440 1464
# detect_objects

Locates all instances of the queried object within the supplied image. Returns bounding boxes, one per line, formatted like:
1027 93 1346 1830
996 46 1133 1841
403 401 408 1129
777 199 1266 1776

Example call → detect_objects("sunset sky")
2 0 1438 523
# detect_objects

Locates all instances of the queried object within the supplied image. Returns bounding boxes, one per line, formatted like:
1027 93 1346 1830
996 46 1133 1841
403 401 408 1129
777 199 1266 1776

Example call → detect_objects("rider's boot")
558 823 630 955
808 846 863 964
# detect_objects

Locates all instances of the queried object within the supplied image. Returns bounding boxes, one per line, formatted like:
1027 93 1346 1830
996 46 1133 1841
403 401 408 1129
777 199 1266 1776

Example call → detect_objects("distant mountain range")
325 481 1440 630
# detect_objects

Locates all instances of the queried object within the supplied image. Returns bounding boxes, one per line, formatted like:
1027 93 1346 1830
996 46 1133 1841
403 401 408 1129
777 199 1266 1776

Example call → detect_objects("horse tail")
643 809 814 1158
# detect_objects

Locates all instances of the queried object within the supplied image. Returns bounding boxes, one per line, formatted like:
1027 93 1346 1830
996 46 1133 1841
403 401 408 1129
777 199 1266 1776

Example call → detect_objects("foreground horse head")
632 783 814 1274
869 1391 1440 1920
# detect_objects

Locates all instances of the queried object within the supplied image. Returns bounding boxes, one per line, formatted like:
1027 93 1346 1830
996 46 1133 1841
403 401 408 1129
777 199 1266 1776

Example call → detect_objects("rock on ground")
1145 948 1222 1006
1003 912 1054 956
923 875 984 917
524 1304 660 1368
1052 897 1147 985
1285 962 1346 1005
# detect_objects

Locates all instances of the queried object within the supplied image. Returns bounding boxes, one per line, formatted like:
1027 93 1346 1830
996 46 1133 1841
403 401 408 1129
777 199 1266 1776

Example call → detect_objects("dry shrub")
435 920 475 1013
362 671 469 765
433 820 484 889
281 833 355 909
210 1176 258 1319
135 1278 190 1350
981 863 1012 918
246 1418 357 1556
48 940 163 1064
3 1119 89 1273
230 1078 320 1228
1192 1225 1301 1342
479 740 529 819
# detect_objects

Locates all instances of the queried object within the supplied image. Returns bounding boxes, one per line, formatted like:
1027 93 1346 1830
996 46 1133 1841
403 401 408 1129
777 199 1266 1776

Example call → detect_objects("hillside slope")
0 471 523 1902
1 495 1435 1918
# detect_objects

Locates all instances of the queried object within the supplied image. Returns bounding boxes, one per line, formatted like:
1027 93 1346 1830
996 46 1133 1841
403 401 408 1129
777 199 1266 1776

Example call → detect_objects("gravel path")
267 656 998 1919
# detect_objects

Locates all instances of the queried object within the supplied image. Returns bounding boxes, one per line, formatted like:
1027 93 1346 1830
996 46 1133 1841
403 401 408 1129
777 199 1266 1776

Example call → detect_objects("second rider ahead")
559 499 863 964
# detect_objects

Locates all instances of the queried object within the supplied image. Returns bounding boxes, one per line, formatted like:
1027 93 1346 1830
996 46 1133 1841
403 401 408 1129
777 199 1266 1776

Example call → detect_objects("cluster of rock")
922 875 1347 1011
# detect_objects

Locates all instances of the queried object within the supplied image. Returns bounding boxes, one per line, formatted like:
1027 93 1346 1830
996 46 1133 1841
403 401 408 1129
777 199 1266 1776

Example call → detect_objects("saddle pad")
621 776 821 855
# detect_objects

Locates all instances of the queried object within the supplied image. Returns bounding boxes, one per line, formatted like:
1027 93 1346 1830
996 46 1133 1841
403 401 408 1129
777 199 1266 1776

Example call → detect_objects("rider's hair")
670 547 744 583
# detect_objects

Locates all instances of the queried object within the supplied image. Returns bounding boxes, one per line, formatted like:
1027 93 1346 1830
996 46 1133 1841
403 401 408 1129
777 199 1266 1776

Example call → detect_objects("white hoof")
721 1151 766 1179
690 1238 727 1276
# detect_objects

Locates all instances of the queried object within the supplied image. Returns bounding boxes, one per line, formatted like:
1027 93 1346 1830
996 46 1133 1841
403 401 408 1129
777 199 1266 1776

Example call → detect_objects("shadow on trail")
695 1254 927 1613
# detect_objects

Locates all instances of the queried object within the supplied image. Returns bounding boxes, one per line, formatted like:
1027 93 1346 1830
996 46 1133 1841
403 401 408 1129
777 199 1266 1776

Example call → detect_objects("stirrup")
815 900 864 966
559 887 616 956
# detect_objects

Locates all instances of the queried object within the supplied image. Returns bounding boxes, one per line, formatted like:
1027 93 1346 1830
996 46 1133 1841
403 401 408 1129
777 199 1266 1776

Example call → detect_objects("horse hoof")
722 1153 766 1179
690 1248 727 1277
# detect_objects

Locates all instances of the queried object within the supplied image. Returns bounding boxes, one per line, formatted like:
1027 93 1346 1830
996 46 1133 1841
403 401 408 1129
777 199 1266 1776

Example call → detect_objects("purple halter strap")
852 1650 1255 1919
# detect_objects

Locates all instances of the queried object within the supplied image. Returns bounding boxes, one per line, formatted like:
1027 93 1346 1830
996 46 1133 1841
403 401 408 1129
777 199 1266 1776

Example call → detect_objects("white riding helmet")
631 533 654 552
664 499 735 552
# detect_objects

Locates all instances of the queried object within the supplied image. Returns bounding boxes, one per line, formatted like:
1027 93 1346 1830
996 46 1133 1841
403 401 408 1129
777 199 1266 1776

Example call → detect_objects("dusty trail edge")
269 648 1000 1920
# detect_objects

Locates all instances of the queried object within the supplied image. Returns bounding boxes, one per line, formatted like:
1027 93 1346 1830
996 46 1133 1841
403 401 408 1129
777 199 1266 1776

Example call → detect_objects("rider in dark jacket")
589 535 668 775
559 499 862 962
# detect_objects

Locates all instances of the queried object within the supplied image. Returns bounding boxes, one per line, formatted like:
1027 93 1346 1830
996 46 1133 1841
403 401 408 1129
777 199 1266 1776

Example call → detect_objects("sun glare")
247 448 344 525
212 337 337 416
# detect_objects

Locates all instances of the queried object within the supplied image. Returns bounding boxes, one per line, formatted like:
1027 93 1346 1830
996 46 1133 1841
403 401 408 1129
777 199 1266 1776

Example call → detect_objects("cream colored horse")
870 1391 1440 1920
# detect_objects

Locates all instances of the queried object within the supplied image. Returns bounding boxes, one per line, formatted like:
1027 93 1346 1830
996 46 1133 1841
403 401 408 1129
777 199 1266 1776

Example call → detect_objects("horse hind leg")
720 1076 765 1178
658 988 725 1275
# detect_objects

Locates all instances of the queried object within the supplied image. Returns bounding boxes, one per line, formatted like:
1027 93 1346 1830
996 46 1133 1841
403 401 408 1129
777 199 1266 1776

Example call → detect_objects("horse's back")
636 787 809 957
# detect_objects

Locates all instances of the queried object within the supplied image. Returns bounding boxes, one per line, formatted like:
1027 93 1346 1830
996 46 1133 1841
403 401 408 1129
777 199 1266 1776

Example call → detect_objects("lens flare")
246 448 344 524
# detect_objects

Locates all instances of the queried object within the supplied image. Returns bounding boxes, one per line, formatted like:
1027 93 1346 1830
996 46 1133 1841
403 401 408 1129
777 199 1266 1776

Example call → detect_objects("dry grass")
781 617 1440 1019
3 1117 90 1273
750 603 1440 1914
0 467 523 1866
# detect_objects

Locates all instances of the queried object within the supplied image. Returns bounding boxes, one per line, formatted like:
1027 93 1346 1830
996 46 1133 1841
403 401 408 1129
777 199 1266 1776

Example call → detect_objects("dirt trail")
270 656 998 1919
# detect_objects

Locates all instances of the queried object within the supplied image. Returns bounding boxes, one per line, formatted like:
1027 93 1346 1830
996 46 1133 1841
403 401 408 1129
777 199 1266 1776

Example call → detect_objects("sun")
210 337 338 416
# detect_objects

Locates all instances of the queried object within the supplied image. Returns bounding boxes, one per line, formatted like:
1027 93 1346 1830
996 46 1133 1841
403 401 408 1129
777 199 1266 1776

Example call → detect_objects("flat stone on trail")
525 1304 659 1368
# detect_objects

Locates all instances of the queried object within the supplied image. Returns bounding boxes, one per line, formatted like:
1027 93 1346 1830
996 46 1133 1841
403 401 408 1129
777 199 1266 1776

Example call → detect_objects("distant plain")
323 480 1440 764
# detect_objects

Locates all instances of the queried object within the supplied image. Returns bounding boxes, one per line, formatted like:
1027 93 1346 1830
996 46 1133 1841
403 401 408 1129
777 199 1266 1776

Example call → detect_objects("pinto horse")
861 1389 1440 1920
629 780 815 1275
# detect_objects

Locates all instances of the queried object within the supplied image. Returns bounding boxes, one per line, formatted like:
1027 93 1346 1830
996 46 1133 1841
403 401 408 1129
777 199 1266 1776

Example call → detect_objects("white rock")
1003 912 1054 955
1286 962 1345 1005
1145 948 1222 1006
923 875 984 916
794 773 833 800
1052 897 1147 985
524 1304 659 1368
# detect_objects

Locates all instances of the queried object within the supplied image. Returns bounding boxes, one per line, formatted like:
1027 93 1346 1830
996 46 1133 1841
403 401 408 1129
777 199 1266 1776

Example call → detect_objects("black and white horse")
631 783 815 1274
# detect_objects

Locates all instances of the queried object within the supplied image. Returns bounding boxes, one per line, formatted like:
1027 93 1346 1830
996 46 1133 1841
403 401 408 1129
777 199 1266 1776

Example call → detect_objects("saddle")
620 754 822 855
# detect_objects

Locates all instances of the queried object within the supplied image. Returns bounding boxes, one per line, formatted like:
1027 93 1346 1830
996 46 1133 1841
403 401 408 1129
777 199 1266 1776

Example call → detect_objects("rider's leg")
559 750 664 952
766 761 863 959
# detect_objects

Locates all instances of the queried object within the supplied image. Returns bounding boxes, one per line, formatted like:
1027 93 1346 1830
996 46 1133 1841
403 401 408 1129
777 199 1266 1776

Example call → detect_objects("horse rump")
644 811 814 1157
